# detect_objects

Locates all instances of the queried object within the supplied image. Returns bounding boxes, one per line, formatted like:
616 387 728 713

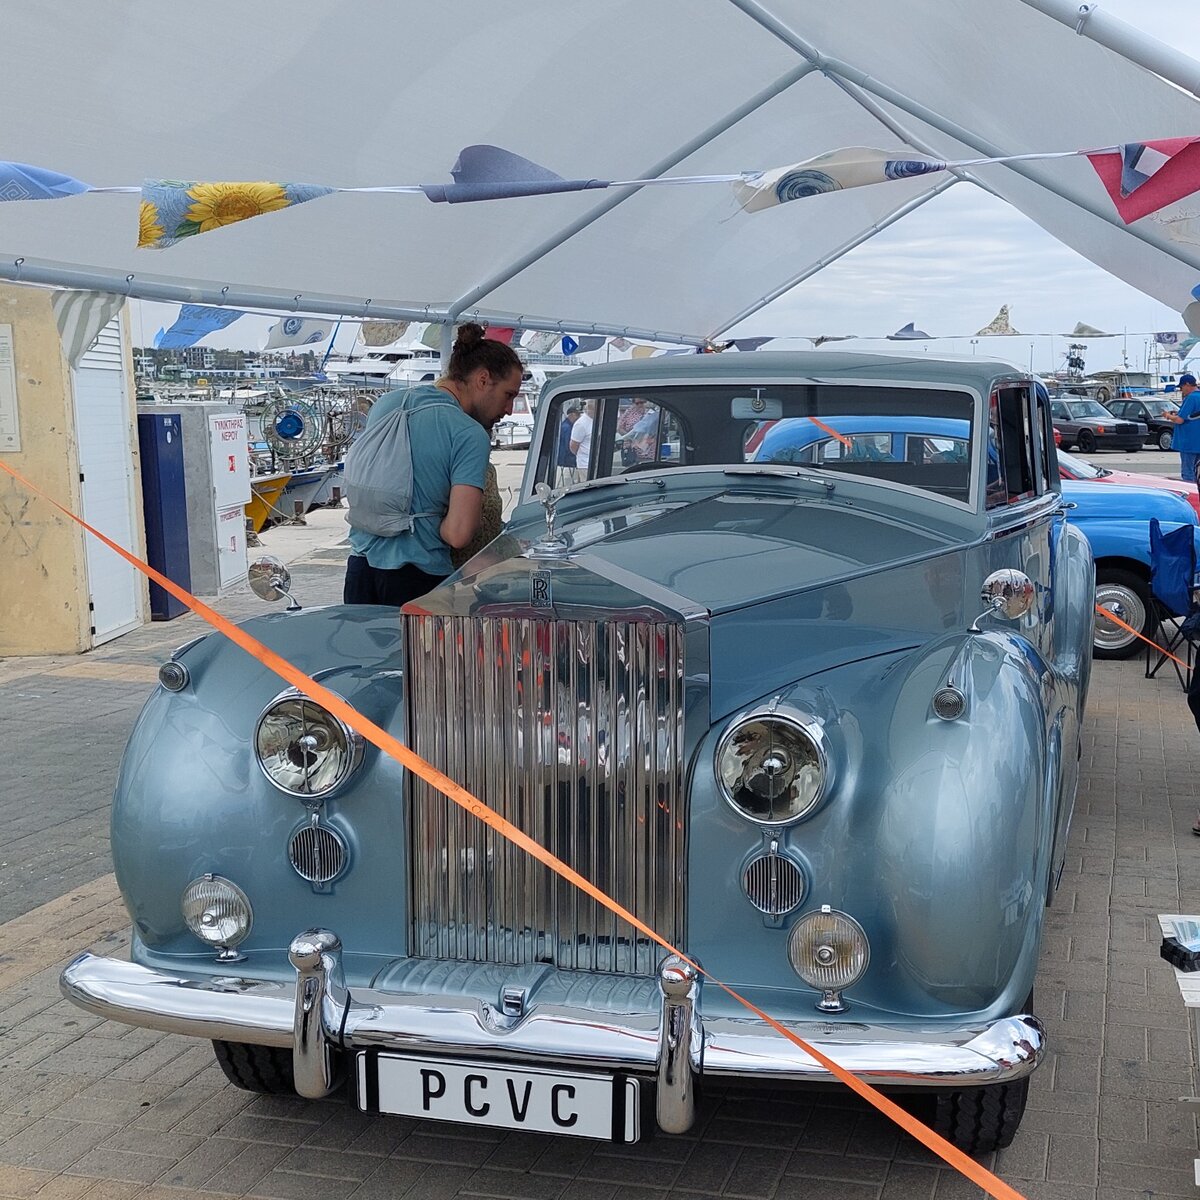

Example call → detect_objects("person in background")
344 322 521 606
1166 372 1200 483
570 400 595 474
558 404 580 469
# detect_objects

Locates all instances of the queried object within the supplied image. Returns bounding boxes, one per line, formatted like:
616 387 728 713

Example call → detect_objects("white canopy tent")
4 0 1200 345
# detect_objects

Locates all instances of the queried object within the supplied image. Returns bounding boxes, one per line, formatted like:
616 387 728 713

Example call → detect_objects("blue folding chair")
1146 517 1200 689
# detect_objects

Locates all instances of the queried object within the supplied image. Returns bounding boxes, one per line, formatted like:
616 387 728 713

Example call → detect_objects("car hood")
415 491 969 716
427 491 959 619
1060 477 1200 523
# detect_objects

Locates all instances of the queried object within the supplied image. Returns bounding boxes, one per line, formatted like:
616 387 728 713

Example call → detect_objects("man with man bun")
343 322 522 606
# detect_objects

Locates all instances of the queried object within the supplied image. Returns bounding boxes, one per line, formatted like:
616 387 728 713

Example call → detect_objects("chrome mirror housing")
970 569 1035 632
249 556 301 611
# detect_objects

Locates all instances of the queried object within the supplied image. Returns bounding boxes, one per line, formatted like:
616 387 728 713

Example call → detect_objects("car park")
1104 396 1181 450
62 352 1093 1155
1049 397 1146 452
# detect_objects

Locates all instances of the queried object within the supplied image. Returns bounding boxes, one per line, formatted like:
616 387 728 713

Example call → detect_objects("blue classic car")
62 353 1093 1155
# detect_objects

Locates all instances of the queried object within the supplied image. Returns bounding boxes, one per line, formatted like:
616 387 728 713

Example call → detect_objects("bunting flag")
0 161 90 201
521 330 559 353
609 336 631 352
264 317 335 350
1155 331 1191 351
420 323 445 350
154 304 245 349
560 335 579 356
360 320 410 347
975 305 1019 336
631 344 657 359
888 322 932 340
734 148 947 213
1086 139 1200 223
139 180 337 248
810 335 854 347
482 325 515 345
731 337 774 351
420 144 610 204
574 335 606 354
50 290 124 367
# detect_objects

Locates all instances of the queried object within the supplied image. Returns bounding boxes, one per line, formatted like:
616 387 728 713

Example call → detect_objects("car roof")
541 350 1027 399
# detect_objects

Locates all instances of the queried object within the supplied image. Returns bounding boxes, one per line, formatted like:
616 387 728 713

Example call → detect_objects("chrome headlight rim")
787 905 871 996
254 687 364 799
714 704 831 827
180 873 254 955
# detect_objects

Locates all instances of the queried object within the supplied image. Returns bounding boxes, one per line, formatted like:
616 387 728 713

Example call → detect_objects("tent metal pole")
724 0 1200 274
1014 0 1200 99
439 320 453 373
707 178 958 339
445 61 817 320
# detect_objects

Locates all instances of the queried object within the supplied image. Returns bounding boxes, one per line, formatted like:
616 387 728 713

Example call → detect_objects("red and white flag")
1086 138 1200 223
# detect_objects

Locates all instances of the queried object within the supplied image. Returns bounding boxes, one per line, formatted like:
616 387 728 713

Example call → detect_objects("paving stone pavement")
2 523 1200 1198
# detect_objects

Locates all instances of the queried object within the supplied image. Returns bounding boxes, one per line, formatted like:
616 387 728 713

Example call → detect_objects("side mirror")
970 569 1035 632
248 555 301 611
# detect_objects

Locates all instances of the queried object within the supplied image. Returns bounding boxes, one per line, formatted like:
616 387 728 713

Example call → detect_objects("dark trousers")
343 555 445 608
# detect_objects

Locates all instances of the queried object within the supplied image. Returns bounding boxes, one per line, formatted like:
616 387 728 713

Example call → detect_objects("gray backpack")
343 390 459 537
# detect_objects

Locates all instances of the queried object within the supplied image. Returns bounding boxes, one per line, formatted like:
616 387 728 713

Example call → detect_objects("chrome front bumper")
61 930 1044 1134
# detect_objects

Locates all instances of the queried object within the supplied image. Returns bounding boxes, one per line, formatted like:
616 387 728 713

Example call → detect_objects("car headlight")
181 874 253 961
255 689 363 800
788 905 870 1012
715 707 827 824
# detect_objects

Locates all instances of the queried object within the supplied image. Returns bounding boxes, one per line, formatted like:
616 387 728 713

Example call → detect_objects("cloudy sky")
133 0 1200 377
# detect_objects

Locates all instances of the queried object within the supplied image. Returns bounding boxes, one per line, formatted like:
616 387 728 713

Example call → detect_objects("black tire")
1076 428 1097 453
212 1041 296 1095
1095 386 1111 403
931 1077 1029 1154
1159 429 1174 451
1093 567 1153 660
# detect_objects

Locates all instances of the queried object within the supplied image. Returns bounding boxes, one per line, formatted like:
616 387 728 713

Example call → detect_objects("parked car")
1049 397 1146 452
1057 448 1200 518
1103 396 1181 450
62 353 1094 1155
1060 477 1200 658
491 393 536 448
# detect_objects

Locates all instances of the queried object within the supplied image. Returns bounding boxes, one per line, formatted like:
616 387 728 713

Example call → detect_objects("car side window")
611 399 684 473
1050 401 1069 421
986 387 1037 509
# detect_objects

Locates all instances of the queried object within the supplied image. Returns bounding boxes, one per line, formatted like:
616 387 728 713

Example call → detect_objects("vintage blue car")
62 353 1093 1155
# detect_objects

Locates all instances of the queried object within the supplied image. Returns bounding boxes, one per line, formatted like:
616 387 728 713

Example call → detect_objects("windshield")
1056 449 1105 479
537 384 975 504
1061 400 1117 419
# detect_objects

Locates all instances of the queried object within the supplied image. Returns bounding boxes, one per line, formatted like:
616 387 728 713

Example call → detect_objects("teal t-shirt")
348 383 490 575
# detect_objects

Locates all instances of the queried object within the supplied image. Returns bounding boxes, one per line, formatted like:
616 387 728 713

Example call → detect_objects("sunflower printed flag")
139 180 336 248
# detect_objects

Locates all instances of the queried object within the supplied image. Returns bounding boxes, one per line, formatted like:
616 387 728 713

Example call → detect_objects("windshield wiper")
723 464 835 492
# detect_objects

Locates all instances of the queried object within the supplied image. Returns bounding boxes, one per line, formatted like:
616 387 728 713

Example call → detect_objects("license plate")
357 1053 640 1142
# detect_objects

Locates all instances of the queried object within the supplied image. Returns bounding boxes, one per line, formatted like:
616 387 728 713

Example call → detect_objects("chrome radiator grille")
405 613 686 975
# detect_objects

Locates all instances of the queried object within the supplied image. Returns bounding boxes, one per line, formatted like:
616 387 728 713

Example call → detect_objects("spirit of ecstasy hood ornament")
531 482 570 554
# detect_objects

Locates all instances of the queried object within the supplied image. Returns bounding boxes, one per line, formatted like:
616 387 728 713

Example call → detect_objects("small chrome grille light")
932 685 967 721
289 822 348 884
743 851 806 916
157 660 189 692
181 874 253 962
788 905 870 1013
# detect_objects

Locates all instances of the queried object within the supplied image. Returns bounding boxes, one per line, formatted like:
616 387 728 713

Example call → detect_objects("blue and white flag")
1155 331 1191 351
264 317 335 350
561 335 579 356
0 161 90 201
156 305 245 349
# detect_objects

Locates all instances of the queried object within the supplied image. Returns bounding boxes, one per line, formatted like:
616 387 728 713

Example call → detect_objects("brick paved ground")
2 525 1199 1198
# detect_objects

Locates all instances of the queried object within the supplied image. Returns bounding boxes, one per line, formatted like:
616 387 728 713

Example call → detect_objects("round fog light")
182 874 253 961
788 905 869 1012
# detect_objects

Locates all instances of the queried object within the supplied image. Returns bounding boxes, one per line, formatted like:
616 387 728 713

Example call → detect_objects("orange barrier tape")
1 458 1027 1200
804 414 854 448
1094 603 1189 669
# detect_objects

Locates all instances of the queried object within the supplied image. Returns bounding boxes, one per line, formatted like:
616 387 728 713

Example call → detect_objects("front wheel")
1159 429 1174 450
212 1041 296 1095
931 1077 1030 1154
1093 567 1153 659
1076 428 1098 453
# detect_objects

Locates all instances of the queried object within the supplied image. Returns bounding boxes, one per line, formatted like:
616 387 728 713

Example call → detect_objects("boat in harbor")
245 471 292 533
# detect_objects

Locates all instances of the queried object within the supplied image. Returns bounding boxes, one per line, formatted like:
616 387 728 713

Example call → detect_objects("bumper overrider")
61 929 1044 1135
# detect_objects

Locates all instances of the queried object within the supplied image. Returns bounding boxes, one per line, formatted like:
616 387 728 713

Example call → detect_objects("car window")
1064 399 1116 419
534 384 977 504
1055 449 1102 479
986 386 1037 509
1051 402 1069 420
